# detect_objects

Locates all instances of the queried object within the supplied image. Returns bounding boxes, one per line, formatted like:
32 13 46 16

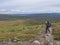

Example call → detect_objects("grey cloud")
0 0 60 13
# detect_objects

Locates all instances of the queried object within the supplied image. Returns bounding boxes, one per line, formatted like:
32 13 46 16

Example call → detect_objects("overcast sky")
0 0 60 14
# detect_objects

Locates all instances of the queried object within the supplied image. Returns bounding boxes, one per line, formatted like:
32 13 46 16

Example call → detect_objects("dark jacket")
46 21 51 27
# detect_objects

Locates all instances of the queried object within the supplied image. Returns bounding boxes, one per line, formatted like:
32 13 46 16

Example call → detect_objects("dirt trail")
39 28 54 45
32 27 60 45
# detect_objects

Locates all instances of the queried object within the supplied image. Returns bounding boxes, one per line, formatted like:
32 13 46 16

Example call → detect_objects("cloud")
0 0 60 13
11 9 21 12
0 9 7 12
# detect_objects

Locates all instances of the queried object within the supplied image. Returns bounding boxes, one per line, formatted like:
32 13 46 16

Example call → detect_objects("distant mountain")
0 13 60 22
8 13 60 16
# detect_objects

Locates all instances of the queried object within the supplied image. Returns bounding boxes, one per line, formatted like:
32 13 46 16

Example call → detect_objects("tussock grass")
0 20 59 41
53 22 60 40
0 20 44 41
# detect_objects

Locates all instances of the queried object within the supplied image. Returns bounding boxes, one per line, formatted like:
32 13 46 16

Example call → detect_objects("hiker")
45 21 51 33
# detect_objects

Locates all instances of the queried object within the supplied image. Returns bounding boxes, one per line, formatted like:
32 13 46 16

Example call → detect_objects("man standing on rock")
45 21 51 33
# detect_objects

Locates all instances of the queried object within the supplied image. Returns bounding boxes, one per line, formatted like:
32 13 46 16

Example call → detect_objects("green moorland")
0 19 60 41
0 14 60 41
0 20 45 41
53 22 60 40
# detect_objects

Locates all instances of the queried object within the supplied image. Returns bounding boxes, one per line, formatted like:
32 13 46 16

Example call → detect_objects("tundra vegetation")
0 14 60 41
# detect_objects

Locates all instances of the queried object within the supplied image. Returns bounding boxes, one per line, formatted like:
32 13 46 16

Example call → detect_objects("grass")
0 19 60 41
0 20 44 41
53 22 60 40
